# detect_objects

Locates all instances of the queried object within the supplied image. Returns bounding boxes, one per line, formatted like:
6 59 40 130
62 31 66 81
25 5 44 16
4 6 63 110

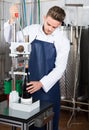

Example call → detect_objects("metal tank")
60 25 82 100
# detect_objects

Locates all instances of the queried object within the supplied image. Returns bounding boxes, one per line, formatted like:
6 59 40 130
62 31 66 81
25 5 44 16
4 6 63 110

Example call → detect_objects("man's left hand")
26 81 43 94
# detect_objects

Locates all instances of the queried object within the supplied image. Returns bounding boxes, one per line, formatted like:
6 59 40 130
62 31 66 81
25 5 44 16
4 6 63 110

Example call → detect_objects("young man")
4 5 70 130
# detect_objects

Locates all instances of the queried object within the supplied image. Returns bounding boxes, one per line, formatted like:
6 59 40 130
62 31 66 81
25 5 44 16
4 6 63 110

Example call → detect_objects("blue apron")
28 39 60 130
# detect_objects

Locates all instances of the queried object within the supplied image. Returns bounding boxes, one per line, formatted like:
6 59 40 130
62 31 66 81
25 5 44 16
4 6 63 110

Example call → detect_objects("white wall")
2 0 89 26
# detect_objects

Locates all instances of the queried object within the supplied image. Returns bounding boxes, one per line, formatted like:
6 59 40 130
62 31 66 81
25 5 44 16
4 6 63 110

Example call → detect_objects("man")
4 4 70 130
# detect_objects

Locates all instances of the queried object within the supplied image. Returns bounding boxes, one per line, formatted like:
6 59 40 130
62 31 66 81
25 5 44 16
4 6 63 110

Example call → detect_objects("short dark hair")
46 6 66 22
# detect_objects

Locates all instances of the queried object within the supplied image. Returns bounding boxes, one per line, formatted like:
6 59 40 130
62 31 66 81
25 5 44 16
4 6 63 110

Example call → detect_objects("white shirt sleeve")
40 36 70 92
4 21 12 43
4 21 38 43
4 21 26 43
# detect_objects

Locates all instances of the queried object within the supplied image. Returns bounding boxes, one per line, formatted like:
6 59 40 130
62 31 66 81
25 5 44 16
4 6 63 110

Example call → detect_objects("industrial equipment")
3 12 40 112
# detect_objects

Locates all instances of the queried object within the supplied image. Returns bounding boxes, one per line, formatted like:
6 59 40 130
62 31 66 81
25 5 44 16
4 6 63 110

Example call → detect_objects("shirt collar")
39 25 55 37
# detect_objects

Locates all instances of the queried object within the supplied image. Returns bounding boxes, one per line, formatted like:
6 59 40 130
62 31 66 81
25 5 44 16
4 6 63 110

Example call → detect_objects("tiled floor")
59 110 89 130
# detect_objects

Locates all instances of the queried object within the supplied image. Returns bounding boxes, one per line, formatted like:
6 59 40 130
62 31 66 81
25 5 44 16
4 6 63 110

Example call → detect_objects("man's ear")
43 15 46 20
43 15 46 23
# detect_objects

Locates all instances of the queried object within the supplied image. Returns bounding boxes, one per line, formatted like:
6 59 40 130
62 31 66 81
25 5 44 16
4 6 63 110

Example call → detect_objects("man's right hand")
9 4 19 24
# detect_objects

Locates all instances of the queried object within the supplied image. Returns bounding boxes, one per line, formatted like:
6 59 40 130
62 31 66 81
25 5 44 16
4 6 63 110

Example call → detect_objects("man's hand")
9 4 19 24
26 81 43 94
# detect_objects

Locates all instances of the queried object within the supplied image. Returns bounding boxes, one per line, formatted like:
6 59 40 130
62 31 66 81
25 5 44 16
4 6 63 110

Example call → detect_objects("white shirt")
4 21 70 92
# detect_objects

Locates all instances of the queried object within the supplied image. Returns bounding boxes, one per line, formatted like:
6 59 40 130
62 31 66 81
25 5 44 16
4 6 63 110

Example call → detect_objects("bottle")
22 72 31 99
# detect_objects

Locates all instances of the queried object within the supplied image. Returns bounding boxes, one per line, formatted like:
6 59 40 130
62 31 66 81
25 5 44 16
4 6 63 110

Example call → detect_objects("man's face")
43 16 61 35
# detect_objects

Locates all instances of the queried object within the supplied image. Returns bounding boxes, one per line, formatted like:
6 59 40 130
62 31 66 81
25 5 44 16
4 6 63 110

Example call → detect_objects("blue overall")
28 39 60 130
